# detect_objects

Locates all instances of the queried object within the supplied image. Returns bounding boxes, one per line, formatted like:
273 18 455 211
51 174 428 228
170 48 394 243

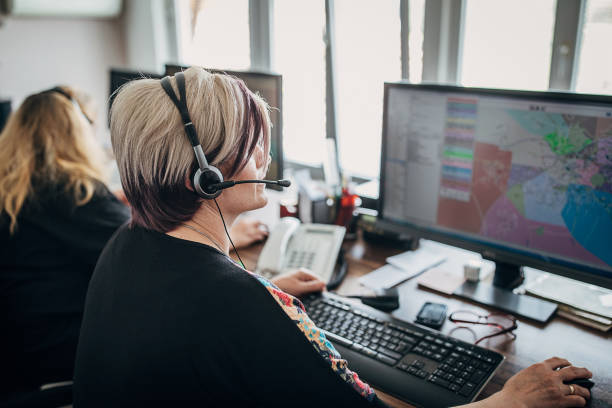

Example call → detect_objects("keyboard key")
376 353 397 366
417 370 429 379
459 382 476 397
362 347 378 358
470 369 487 383
411 360 425 369
379 348 403 360
429 376 450 389
449 384 461 392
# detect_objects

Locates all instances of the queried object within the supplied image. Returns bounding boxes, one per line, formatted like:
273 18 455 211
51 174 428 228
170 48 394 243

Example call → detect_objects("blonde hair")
110 66 271 232
0 86 108 233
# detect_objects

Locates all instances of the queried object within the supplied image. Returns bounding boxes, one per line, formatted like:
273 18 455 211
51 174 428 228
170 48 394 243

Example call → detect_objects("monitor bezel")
109 68 163 125
165 64 284 187
379 82 612 290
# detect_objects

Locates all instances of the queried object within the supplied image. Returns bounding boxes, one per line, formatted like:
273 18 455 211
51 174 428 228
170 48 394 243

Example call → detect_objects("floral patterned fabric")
249 272 377 402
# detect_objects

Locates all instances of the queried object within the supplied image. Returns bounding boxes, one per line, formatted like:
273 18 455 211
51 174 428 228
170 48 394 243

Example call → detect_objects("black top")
74 225 387 407
0 183 130 393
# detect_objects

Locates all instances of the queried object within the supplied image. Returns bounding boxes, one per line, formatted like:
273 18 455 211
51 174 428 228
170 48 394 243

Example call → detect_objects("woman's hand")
230 218 268 249
473 357 592 408
271 269 326 297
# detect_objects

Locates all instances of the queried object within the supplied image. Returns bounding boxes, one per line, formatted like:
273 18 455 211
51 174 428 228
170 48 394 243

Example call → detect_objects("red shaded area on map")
437 143 512 233
481 195 606 267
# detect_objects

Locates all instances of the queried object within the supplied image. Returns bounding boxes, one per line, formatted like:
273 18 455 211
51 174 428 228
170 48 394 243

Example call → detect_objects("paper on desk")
417 267 466 295
385 246 446 274
359 247 446 290
359 264 416 290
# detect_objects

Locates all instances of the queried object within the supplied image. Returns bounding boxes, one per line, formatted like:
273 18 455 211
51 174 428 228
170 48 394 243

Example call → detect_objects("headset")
160 72 290 199
43 87 94 125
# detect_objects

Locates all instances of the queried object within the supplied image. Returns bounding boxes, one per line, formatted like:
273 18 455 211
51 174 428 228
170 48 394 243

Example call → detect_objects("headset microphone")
207 179 291 193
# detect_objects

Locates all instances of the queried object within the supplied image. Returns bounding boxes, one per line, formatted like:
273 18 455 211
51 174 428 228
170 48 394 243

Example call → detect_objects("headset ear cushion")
194 166 223 199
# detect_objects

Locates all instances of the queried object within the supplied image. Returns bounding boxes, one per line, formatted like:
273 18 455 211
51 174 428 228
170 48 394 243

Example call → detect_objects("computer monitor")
379 83 612 294
109 68 162 122
165 64 283 187
0 99 11 133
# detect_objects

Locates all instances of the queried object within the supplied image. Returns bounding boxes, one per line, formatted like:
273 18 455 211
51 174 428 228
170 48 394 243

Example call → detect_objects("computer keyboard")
301 292 504 408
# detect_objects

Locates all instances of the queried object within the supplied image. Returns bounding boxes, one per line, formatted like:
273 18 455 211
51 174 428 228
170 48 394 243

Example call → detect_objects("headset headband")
42 87 94 125
160 72 223 199
160 73 210 171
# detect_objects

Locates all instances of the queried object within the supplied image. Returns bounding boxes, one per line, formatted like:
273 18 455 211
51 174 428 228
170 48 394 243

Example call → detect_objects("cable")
213 198 246 270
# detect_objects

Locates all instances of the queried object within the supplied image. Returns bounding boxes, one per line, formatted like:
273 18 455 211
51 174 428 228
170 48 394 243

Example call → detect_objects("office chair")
0 381 72 408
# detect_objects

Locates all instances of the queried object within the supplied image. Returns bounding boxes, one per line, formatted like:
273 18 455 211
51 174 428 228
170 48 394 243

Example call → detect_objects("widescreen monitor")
379 83 612 290
165 64 283 186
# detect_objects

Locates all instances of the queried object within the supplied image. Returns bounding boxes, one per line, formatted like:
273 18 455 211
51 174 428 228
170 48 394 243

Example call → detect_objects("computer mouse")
565 378 595 390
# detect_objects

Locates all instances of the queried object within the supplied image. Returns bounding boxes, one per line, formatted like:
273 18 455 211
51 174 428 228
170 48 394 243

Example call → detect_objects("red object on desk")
335 187 357 227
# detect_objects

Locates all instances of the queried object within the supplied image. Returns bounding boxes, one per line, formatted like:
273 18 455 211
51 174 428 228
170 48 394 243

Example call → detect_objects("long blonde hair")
0 86 108 233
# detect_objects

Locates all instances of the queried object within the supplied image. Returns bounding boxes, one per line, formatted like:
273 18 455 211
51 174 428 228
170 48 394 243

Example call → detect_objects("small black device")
416 302 448 330
565 378 595 390
354 287 400 311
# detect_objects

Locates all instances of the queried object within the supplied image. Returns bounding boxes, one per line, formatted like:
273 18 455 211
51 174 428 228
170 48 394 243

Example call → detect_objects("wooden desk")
237 235 612 408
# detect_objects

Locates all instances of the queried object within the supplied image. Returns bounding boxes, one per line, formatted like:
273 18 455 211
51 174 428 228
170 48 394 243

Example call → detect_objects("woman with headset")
0 86 271 405
74 67 593 407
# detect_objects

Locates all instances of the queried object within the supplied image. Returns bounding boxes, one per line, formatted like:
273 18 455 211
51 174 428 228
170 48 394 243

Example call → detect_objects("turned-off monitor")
379 83 612 288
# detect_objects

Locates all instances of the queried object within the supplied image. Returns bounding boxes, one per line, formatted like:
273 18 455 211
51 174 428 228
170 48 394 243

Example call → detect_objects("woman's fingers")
560 395 587 408
296 268 321 281
558 366 592 381
567 384 591 400
301 279 326 293
543 357 571 370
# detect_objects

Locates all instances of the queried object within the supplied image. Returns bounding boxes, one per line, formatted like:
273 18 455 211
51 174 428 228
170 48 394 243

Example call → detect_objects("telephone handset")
255 217 346 283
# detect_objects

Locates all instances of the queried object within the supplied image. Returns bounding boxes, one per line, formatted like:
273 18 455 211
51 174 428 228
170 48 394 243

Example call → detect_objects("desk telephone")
255 217 346 283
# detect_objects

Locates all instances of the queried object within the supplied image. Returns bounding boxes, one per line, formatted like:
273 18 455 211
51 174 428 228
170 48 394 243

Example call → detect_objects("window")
176 0 250 70
334 0 401 178
272 0 327 166
408 0 426 84
575 0 612 95
460 0 556 90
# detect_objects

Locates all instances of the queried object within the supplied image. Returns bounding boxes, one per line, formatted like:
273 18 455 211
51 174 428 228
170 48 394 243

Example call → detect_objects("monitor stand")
453 261 557 323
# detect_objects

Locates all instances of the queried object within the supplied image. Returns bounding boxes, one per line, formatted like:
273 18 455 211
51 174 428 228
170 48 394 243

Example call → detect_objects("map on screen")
383 89 612 271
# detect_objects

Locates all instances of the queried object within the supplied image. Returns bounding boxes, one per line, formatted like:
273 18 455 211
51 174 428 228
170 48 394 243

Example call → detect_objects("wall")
0 15 127 141
123 0 176 73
